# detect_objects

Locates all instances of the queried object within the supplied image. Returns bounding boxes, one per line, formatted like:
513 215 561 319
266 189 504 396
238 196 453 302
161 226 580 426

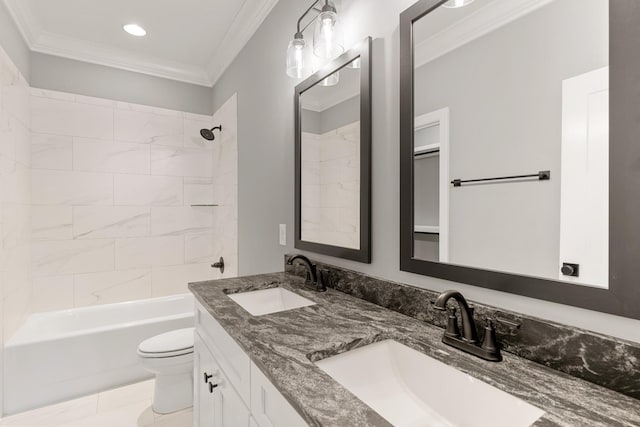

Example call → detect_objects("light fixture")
319 71 339 87
442 0 475 8
286 33 312 78
346 57 361 69
313 1 344 59
286 0 343 78
123 24 147 37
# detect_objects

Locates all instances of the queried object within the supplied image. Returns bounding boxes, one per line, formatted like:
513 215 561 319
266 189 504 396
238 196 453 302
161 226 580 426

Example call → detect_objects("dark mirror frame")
295 37 372 263
400 0 640 320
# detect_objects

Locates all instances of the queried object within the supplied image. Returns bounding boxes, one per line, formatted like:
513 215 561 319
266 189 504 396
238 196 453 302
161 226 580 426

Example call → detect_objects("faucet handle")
444 307 461 338
316 269 328 292
481 318 500 353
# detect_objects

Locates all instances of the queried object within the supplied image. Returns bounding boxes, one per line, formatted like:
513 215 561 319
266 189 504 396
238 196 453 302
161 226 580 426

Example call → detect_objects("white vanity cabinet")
194 300 308 427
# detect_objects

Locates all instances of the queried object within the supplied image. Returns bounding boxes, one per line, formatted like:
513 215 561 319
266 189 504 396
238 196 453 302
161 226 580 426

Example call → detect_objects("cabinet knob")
203 372 213 383
208 382 219 393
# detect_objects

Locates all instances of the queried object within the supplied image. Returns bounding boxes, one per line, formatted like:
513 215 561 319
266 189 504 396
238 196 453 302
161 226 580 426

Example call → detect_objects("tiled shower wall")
29 89 237 312
301 121 360 249
0 47 31 349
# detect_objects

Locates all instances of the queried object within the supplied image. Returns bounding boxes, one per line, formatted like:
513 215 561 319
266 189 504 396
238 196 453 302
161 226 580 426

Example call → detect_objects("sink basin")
227 287 316 316
315 340 544 427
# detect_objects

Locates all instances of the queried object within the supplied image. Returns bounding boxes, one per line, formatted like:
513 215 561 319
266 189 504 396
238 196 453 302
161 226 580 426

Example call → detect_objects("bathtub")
3 293 195 415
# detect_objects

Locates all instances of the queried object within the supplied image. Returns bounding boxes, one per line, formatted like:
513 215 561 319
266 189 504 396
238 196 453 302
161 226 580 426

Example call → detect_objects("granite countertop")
189 273 640 427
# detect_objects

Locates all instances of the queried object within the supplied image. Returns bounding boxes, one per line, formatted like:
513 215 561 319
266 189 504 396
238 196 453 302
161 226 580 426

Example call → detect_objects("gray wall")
302 95 360 134
414 0 607 280
0 2 30 79
31 53 213 115
214 0 640 343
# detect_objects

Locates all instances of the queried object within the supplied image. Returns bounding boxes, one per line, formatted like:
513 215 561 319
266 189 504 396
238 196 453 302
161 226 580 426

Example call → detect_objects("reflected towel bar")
451 170 550 187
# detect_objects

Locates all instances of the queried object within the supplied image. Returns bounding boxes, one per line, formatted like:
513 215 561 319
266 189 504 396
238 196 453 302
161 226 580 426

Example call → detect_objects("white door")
560 66 609 288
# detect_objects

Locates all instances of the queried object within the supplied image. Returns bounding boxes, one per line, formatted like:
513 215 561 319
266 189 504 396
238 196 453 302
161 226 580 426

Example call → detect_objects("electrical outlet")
279 224 286 246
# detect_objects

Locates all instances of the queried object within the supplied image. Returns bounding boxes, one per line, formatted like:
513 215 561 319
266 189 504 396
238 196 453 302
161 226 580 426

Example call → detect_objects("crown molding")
3 0 279 88
206 0 280 85
415 0 554 69
31 31 213 86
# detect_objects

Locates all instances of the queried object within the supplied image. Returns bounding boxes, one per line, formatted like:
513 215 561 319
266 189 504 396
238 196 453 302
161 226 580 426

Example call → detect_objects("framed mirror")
295 37 372 263
400 0 640 319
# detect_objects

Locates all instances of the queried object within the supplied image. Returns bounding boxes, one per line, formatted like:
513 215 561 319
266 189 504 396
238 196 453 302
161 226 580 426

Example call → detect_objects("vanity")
190 268 640 427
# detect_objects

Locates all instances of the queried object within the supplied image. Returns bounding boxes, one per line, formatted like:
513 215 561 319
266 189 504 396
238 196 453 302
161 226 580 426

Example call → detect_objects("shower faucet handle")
211 257 225 274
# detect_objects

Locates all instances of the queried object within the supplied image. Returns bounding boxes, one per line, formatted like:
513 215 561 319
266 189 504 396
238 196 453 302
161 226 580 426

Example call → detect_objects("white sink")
227 287 316 316
315 340 544 427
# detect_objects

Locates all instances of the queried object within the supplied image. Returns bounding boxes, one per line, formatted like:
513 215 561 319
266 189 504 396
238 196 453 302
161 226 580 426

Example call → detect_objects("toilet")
137 327 195 414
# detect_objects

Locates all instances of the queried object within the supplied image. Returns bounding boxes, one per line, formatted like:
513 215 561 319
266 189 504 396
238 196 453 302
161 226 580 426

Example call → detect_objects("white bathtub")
4 293 195 415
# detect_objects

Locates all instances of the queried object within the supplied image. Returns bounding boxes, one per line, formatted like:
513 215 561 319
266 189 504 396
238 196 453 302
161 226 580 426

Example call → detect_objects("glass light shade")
346 57 361 69
318 71 339 87
286 37 312 78
313 9 344 59
442 0 475 8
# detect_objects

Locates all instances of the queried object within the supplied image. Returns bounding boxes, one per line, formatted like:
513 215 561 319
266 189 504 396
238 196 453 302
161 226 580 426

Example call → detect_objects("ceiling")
3 0 279 86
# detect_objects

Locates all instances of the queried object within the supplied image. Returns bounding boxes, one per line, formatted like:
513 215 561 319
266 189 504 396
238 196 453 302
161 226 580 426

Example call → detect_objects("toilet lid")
138 327 194 357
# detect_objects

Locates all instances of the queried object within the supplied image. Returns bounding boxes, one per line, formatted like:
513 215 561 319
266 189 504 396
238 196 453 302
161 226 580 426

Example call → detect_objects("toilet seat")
138 327 194 359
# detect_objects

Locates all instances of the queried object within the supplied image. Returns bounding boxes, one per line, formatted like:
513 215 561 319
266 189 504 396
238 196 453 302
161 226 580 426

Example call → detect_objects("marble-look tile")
2 286 31 341
31 170 113 205
74 269 152 307
31 206 73 240
0 394 98 426
2 75 30 129
184 178 215 205
73 140 150 174
96 380 154 413
114 109 182 146
151 146 213 178
114 175 182 206
32 239 115 277
185 232 216 264
183 116 215 150
31 133 73 171
31 96 113 139
30 87 76 102
9 117 30 167
150 206 214 236
0 380 190 427
73 206 150 239
152 263 214 297
115 236 184 269
31 275 75 312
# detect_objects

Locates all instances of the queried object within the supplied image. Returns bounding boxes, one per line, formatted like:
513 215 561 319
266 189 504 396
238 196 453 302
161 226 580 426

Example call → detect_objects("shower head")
200 125 222 141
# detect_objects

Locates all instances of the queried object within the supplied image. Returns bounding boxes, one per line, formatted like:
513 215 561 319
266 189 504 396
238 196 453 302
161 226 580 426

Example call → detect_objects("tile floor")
0 380 192 427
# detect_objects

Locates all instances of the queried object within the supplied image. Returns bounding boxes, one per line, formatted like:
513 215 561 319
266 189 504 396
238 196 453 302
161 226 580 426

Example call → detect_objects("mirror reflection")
412 0 609 288
300 58 361 249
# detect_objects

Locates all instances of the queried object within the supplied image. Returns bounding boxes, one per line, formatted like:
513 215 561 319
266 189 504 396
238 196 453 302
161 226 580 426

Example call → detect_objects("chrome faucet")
286 255 327 292
433 290 501 362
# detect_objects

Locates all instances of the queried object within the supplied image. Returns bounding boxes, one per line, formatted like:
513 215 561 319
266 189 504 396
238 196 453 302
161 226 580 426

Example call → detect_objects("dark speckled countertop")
189 273 640 427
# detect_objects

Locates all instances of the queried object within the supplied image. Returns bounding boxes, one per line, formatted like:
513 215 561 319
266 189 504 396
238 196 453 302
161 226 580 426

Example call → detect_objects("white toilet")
138 327 195 414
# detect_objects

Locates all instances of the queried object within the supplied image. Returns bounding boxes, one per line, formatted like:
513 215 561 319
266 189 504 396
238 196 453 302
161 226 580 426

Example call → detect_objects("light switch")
279 224 286 246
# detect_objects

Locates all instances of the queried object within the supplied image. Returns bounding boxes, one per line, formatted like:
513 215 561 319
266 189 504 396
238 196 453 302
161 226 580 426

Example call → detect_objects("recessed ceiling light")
123 24 146 37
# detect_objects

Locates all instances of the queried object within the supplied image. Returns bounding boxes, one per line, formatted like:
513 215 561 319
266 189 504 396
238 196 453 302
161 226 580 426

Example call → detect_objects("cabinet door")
194 332 216 427
250 363 308 427
213 372 251 427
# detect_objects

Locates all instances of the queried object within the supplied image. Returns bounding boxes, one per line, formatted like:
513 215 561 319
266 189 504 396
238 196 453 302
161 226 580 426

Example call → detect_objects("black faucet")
433 290 501 362
286 255 327 292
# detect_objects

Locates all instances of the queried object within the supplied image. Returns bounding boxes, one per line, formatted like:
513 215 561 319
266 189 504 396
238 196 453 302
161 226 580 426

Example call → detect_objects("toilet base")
152 372 193 414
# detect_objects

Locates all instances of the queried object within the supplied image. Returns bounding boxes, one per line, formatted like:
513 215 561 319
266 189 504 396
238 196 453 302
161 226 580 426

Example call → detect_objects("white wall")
29 88 237 311
211 0 640 343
